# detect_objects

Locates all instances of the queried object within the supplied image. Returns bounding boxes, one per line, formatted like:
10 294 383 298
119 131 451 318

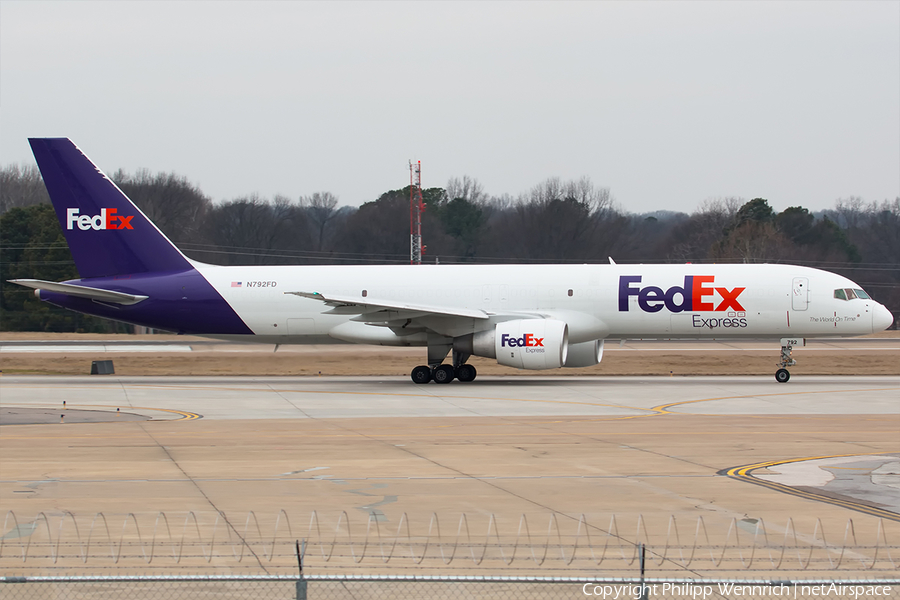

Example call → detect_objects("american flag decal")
231 281 242 287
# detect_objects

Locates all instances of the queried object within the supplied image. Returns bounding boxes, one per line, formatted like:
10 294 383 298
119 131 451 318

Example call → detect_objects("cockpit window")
835 288 871 301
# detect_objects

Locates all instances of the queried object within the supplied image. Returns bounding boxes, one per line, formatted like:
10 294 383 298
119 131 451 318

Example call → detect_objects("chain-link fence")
2 575 899 600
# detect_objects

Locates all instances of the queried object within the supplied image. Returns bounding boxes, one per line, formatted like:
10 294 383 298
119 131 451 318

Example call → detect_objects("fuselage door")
791 277 809 311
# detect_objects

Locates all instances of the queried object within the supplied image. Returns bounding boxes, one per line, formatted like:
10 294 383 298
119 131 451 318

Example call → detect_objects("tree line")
1 163 897 331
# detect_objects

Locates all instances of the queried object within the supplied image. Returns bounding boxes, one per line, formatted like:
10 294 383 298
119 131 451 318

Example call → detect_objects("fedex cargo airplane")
11 139 894 384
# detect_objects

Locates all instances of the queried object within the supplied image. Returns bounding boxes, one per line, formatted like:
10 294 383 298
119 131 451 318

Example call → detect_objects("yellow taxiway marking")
533 386 900 424
120 383 900 422
0 383 657 414
75 403 201 421
1 403 200 422
2 384 897 429
123 405 201 420
724 453 900 523
2 429 897 443
651 387 900 415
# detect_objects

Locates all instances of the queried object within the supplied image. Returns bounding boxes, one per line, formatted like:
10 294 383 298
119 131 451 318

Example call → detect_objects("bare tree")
0 164 49 213
480 177 620 262
710 221 793 263
833 196 868 231
301 192 340 252
862 198 900 264
112 169 211 247
564 177 615 213
698 196 742 222
446 176 487 204
663 197 745 261
202 195 305 265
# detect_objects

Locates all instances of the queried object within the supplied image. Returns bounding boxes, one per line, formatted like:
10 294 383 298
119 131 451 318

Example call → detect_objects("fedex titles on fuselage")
66 208 134 231
619 275 748 329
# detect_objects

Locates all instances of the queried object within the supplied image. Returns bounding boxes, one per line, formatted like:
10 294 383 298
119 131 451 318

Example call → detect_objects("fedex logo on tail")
501 333 544 348
619 276 745 313
66 208 134 230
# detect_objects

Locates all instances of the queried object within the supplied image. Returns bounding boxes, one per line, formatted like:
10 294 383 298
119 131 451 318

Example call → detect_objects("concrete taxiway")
1 375 897 525
2 375 899 420
1 374 898 578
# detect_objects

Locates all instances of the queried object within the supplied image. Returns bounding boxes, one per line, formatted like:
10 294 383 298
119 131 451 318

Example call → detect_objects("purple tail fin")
29 138 192 279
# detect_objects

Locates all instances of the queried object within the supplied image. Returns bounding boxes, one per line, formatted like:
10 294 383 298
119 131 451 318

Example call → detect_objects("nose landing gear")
775 337 804 383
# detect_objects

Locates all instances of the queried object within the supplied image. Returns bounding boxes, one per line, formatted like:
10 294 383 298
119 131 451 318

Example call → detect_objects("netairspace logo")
581 582 894 598
66 208 134 230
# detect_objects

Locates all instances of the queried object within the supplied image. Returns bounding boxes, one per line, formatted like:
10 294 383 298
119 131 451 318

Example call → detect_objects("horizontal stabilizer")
284 291 490 320
10 279 149 306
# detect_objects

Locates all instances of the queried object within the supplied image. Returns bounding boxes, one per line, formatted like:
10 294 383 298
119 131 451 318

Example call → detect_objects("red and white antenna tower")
409 160 425 265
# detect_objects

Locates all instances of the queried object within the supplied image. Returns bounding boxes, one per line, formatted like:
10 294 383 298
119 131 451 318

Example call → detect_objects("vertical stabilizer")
29 138 192 278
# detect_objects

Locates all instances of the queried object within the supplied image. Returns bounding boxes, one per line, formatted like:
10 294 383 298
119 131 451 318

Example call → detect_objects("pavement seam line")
133 421 270 572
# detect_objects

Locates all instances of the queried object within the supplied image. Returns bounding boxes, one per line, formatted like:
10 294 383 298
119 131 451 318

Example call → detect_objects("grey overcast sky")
1 1 897 214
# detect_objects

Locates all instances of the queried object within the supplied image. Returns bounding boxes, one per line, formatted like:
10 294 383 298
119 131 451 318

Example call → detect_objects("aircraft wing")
284 291 490 322
9 279 149 306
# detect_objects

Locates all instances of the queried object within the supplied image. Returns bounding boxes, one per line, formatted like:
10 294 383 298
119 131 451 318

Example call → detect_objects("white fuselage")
194 262 889 345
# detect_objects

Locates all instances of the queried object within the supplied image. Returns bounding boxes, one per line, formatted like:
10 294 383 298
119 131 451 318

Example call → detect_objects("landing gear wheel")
432 364 455 384
456 364 477 382
776 338 800 383
411 365 432 384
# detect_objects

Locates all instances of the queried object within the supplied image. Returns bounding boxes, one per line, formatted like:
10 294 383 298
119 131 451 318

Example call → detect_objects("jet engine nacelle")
455 319 568 370
563 339 604 368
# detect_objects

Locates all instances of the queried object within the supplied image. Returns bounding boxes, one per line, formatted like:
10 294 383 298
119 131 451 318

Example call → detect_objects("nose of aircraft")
873 303 894 332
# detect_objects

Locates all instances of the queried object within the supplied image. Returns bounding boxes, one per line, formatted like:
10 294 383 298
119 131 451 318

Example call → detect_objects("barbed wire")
1 511 896 572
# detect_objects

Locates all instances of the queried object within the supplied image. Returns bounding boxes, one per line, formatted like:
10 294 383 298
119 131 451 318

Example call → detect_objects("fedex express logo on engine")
501 333 544 348
618 276 745 313
66 208 134 230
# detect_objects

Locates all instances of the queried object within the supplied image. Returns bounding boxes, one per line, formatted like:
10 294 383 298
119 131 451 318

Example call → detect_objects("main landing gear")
410 365 432 384
775 337 804 383
410 349 477 384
